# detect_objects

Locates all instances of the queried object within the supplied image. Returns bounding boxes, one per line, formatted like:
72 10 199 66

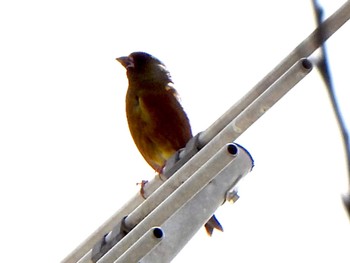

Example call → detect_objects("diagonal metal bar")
61 2 350 262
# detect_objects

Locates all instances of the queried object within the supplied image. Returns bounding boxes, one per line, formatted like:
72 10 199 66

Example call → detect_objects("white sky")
0 0 349 262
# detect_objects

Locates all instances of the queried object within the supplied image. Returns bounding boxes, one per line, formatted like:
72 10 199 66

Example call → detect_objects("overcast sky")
0 0 349 262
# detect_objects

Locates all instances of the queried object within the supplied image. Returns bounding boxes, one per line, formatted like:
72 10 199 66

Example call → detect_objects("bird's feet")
136 180 149 199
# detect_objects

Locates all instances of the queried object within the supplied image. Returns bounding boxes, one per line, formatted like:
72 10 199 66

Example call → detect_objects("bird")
116 51 223 236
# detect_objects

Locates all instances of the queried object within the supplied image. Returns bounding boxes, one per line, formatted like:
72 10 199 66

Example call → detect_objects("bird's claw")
137 180 149 199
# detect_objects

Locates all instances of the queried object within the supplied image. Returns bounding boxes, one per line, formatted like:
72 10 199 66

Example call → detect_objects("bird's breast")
125 85 192 171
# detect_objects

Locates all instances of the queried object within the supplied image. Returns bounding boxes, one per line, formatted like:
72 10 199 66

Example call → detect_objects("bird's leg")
136 180 149 199
136 166 164 199
156 165 167 181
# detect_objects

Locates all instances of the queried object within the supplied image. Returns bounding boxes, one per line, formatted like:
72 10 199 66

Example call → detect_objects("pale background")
0 0 349 262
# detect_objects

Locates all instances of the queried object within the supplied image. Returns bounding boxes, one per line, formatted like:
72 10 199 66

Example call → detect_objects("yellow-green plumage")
117 51 223 236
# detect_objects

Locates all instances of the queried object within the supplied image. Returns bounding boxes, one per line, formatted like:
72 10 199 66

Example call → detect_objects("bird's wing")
137 86 192 155
165 84 181 102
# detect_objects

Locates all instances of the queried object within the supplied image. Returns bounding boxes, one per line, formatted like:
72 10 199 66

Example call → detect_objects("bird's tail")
204 215 223 236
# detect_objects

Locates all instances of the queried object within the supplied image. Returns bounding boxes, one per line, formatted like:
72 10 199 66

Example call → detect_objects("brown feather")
126 82 192 171
118 52 223 235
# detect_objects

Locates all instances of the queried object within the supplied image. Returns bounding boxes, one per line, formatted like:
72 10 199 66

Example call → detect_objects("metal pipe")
99 144 237 262
111 227 163 263
198 0 350 146
141 145 253 262
62 1 350 261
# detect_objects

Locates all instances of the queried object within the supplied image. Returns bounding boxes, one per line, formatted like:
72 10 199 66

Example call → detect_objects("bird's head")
116 52 172 84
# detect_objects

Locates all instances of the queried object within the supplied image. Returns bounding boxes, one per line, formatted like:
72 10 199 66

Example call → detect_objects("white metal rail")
62 1 350 262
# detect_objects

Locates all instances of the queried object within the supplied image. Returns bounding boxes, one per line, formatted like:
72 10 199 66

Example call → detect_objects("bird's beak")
116 56 134 69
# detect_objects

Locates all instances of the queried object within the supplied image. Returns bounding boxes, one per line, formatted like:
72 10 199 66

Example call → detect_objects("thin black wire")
311 0 350 217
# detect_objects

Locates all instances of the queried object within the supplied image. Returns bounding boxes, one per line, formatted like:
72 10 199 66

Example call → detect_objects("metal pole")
198 0 350 146
113 227 163 263
98 144 238 263
62 2 350 261
141 145 253 263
